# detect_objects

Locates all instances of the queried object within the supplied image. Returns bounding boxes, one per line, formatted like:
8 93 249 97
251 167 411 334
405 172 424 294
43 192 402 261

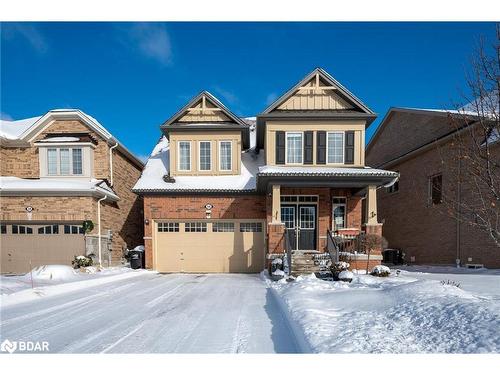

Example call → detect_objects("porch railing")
284 230 292 276
326 229 340 263
328 231 367 260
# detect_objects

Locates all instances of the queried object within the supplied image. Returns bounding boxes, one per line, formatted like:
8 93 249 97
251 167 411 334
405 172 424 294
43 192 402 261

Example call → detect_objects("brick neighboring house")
133 68 398 274
0 109 144 273
366 108 500 268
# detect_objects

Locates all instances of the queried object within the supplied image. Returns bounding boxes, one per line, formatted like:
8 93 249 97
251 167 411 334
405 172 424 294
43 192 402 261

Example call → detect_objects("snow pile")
26 265 79 282
269 270 500 353
337 270 354 281
0 116 41 139
371 265 391 276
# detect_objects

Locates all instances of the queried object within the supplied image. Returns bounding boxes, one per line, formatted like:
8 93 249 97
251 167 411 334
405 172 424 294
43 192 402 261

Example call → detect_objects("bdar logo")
1 339 17 354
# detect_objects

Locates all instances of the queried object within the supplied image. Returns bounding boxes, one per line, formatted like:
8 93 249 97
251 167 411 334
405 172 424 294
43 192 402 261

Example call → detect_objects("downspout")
456 156 462 267
109 141 118 186
97 195 107 266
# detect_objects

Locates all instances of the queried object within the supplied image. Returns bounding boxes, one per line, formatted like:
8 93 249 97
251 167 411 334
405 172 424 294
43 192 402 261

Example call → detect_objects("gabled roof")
160 91 250 149
260 67 375 117
0 109 144 169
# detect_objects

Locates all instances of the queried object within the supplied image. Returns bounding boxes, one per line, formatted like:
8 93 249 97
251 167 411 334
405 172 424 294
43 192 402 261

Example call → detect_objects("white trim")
285 131 304 165
326 131 345 165
219 140 232 171
198 140 212 172
177 140 192 172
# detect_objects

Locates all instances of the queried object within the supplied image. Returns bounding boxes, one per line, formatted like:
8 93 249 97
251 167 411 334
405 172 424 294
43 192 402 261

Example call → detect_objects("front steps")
290 251 326 277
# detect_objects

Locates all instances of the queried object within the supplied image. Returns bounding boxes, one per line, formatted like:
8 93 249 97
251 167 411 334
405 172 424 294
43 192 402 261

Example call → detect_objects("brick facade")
1 119 144 264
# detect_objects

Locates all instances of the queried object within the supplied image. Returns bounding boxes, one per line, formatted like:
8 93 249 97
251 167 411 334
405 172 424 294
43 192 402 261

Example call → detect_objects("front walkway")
0 273 300 353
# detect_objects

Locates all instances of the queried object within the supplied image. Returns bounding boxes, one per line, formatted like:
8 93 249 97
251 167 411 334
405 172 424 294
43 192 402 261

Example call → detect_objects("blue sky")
1 22 496 160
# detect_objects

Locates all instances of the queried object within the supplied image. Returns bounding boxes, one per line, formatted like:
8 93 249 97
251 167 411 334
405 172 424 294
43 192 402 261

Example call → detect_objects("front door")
281 204 317 251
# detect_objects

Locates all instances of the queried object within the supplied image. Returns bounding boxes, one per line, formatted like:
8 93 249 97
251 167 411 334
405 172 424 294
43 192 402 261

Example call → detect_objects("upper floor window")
178 141 191 171
327 132 344 164
199 141 211 171
219 141 232 171
47 147 83 176
429 174 443 205
286 132 303 164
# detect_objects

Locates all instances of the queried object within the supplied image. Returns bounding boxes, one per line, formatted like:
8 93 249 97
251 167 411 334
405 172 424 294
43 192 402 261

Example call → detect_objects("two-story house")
0 109 144 274
133 68 398 273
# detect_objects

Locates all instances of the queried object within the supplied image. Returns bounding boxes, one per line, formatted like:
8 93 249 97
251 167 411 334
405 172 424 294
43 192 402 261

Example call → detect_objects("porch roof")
256 166 398 192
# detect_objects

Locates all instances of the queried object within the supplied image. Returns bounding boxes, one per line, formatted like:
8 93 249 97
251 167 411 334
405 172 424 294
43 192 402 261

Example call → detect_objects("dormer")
160 91 250 177
256 68 376 167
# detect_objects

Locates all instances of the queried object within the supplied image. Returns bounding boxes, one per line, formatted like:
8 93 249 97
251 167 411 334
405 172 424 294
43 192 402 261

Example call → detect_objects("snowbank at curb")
266 270 500 353
1 268 153 308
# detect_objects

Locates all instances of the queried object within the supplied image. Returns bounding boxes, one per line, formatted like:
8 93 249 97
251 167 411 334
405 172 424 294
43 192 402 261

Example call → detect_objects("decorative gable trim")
261 67 374 115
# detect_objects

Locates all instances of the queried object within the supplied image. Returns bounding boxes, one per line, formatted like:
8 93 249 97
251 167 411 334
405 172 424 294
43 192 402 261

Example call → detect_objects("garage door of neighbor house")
155 220 266 273
1 223 85 274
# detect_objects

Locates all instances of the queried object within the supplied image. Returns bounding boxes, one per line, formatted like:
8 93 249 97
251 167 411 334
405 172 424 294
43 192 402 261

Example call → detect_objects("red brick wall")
143 195 266 268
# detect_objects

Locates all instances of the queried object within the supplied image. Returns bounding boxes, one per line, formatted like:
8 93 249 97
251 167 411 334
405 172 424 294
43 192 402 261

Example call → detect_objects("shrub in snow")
371 265 391 277
270 257 286 280
72 255 93 269
337 270 354 283
440 280 461 288
331 261 350 272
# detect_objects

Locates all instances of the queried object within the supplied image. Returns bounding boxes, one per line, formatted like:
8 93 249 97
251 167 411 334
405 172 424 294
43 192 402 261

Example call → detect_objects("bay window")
46 147 83 176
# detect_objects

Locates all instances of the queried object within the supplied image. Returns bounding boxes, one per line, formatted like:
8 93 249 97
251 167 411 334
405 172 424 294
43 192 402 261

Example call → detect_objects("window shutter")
316 131 326 164
304 131 313 164
345 131 355 164
275 131 285 165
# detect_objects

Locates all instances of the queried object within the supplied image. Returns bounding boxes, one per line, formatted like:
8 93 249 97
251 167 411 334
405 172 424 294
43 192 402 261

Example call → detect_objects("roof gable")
261 68 374 115
162 91 247 126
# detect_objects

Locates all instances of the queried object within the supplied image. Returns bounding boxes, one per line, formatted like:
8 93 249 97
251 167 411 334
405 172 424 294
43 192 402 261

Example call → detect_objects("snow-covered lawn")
0 273 300 353
267 267 500 353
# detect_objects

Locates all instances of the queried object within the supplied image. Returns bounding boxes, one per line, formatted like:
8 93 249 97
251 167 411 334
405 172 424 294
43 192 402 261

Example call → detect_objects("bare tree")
440 26 500 248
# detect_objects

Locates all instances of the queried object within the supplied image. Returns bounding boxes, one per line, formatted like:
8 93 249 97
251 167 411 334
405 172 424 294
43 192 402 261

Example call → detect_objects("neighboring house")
133 68 398 274
0 109 144 274
366 108 500 268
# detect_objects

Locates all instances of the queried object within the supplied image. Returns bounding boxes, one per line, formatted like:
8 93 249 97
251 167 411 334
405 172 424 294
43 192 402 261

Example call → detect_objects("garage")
1 223 85 274
155 220 266 273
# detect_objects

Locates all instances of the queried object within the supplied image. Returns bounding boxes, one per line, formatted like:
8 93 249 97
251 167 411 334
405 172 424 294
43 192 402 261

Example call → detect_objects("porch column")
366 185 378 225
271 184 281 223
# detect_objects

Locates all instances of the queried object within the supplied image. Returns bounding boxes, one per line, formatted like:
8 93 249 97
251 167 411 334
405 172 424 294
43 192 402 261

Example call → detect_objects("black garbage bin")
129 248 144 269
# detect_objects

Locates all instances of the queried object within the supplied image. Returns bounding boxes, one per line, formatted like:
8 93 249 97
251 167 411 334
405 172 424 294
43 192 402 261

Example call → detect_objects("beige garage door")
155 220 266 273
1 223 85 274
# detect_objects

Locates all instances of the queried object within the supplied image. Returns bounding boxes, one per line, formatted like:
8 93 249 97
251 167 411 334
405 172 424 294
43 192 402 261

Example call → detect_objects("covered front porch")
256 167 398 274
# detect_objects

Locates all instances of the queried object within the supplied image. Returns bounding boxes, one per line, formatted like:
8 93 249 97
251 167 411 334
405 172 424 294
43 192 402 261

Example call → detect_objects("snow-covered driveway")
0 273 301 353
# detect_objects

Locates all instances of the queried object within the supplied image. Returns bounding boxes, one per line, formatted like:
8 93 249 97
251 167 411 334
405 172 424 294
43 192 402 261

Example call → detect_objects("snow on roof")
258 165 399 177
38 136 81 142
0 116 42 140
133 136 265 192
0 177 119 201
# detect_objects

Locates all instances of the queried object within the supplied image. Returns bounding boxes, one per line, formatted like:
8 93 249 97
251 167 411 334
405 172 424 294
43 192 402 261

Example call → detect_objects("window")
286 132 303 164
47 148 58 175
327 132 344 164
219 141 232 171
178 141 191 171
429 174 443 205
46 148 83 176
199 141 211 171
240 222 263 232
332 197 347 230
212 222 234 232
38 225 59 234
280 196 318 203
185 222 207 232
158 222 179 232
72 148 83 174
64 225 84 234
12 225 33 234
1 224 6 234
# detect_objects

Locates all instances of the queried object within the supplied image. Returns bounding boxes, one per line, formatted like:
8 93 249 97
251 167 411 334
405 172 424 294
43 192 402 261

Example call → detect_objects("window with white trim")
219 141 232 171
239 222 263 232
12 225 33 234
47 147 83 176
327 132 344 164
332 197 347 230
199 141 211 171
286 132 303 164
178 141 191 171
212 222 234 232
